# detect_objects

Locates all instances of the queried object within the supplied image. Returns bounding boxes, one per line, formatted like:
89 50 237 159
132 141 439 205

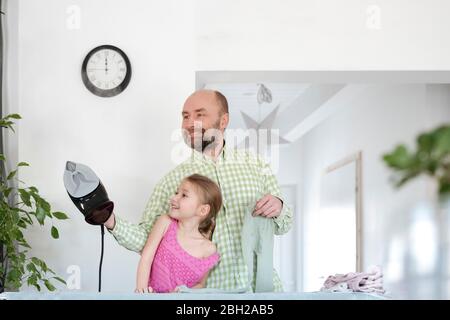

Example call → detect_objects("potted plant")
383 123 450 299
1 113 68 293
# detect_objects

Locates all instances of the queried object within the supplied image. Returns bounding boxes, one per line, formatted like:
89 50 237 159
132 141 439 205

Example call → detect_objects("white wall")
195 0 450 70
3 0 19 185
5 0 450 293
297 84 450 294
13 0 196 292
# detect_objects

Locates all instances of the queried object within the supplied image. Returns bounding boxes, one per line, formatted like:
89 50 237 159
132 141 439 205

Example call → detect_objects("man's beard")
183 120 221 152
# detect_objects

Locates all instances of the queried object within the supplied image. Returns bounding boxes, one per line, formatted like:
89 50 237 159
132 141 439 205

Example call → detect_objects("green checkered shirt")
110 144 293 292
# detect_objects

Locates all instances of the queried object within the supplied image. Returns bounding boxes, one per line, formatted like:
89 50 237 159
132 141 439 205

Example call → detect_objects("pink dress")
148 218 220 293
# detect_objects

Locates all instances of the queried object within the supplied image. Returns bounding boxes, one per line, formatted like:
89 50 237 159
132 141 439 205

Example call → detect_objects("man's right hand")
104 212 116 230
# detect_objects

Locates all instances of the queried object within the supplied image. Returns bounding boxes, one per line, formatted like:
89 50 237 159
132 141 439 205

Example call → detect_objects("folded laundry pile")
321 265 385 294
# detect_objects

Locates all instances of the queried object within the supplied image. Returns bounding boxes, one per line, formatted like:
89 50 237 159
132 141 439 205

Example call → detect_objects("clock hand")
104 57 108 75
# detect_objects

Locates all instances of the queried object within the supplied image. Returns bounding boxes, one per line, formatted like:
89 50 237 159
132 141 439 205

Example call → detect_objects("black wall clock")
81 45 132 97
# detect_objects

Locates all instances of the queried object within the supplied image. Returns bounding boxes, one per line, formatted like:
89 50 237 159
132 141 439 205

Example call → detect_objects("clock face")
81 45 132 97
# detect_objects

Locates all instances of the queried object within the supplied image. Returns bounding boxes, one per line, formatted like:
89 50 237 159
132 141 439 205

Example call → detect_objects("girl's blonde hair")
183 174 222 239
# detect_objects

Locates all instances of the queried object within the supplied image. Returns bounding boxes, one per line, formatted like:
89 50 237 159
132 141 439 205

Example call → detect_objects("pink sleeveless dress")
148 218 220 293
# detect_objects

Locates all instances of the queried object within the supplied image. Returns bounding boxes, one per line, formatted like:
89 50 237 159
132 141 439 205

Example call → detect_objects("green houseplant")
383 123 450 299
0 113 68 293
383 124 450 198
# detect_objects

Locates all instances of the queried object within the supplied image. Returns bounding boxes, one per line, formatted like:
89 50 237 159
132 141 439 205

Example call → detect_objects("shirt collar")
191 140 228 164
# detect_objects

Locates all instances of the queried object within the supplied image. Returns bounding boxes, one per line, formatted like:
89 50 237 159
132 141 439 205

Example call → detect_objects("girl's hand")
135 286 154 293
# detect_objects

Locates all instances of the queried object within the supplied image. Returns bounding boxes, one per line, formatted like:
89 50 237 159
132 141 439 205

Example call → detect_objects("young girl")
135 174 221 293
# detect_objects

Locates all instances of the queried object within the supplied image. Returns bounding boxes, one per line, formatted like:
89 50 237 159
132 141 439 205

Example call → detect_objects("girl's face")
169 181 207 220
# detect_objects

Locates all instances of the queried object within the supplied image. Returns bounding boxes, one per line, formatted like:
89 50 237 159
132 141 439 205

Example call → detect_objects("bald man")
105 90 293 292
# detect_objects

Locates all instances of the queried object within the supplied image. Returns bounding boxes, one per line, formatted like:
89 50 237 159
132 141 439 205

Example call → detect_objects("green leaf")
417 132 434 154
0 154 5 161
18 240 32 249
27 274 37 286
17 219 26 228
439 180 450 195
29 192 40 206
7 268 22 282
26 263 38 273
18 189 32 207
20 215 33 226
52 211 69 220
40 199 51 212
9 209 20 224
7 169 17 180
36 206 46 225
435 127 450 157
52 276 66 285
20 210 34 225
17 162 30 167
28 186 39 193
51 226 59 239
5 113 22 120
44 279 56 291
13 229 24 240
4 187 13 198
31 192 51 212
382 145 416 170
19 252 27 262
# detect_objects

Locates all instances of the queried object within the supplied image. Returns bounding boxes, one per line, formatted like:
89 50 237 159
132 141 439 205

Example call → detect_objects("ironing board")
0 291 388 300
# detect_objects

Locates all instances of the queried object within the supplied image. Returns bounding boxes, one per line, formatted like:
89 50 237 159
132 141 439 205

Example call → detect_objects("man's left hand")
253 194 283 218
